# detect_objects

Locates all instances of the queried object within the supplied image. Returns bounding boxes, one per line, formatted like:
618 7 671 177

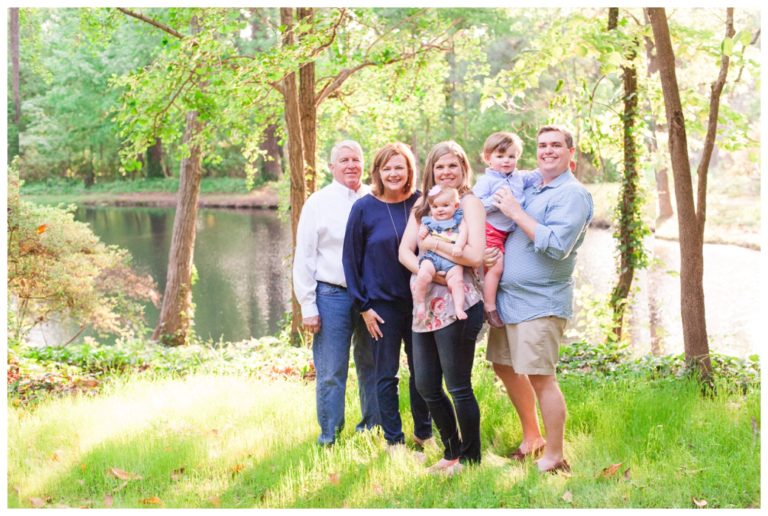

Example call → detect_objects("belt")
317 281 346 290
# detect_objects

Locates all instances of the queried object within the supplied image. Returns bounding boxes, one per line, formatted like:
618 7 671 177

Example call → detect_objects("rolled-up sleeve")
533 188 593 260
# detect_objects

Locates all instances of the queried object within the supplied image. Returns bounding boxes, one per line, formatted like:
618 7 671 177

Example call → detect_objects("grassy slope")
8 365 760 509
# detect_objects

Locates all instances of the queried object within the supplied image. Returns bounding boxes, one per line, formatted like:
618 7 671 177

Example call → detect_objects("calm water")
74 206 293 342
34 205 759 357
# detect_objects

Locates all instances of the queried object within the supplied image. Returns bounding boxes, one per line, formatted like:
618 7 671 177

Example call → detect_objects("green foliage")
558 339 760 391
8 335 314 407
7 162 159 343
7 353 760 508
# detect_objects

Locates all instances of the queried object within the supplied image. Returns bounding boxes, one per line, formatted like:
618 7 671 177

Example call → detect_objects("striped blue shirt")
496 171 593 324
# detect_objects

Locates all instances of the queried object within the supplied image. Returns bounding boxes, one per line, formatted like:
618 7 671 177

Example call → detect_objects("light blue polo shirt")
496 170 593 324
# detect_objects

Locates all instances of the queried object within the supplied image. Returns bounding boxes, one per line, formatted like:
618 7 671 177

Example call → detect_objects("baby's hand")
452 244 463 257
418 225 429 240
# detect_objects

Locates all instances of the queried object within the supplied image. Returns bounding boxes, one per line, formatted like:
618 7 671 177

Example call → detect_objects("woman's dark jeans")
412 301 483 463
367 299 432 445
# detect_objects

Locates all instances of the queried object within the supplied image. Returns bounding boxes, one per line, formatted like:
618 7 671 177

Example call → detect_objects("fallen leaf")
692 496 708 508
372 483 384 495
231 464 245 475
752 416 759 437
104 495 113 508
140 496 163 505
562 491 573 503
29 497 48 508
107 467 142 480
623 467 631 481
328 472 340 485
51 450 64 462
171 467 186 482
209 496 221 508
599 462 622 478
36 224 48 234
80 463 87 472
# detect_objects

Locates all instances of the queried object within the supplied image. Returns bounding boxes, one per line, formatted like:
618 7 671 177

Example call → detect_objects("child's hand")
418 225 429 240
452 244 463 257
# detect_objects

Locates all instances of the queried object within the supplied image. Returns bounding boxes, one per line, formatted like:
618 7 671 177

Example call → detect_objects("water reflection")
75 206 292 342
68 206 757 357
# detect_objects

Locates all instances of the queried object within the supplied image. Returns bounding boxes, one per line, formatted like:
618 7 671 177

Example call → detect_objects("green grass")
8 364 760 508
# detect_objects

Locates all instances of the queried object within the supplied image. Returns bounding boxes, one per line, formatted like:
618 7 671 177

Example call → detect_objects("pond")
74 205 293 343
33 205 760 358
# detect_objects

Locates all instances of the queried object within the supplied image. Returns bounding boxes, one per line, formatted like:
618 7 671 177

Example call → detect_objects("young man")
292 140 379 446
487 125 593 473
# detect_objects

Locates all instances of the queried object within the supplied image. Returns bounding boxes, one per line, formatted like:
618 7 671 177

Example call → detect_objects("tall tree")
149 16 206 346
279 7 308 341
10 8 21 159
607 7 648 343
641 10 674 222
646 7 734 381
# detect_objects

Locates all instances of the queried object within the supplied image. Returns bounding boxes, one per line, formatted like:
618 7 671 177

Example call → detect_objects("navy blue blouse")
342 191 421 312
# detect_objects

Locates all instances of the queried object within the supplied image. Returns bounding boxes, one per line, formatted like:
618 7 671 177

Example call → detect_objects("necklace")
384 197 408 247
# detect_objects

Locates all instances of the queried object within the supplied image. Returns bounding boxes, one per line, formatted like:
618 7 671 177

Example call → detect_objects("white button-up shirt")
292 180 371 319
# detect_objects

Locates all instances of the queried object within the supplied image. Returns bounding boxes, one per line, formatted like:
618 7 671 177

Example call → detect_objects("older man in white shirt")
293 140 379 446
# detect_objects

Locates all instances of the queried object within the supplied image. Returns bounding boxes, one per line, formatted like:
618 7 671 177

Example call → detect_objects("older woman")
398 141 486 475
342 142 432 448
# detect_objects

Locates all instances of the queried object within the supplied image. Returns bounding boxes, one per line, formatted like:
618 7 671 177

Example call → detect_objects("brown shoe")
539 459 571 474
485 309 504 328
510 444 545 462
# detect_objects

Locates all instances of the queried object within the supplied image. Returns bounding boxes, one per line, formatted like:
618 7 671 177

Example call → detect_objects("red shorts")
486 223 509 252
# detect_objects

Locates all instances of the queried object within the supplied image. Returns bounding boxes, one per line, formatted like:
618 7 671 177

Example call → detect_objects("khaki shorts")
486 316 567 375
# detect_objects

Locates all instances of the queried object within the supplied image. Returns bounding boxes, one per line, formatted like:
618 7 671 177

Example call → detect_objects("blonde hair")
414 141 472 220
482 131 523 161
427 185 460 207
370 142 417 197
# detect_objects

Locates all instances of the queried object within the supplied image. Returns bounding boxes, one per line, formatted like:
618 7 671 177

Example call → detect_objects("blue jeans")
366 299 432 445
413 302 483 463
313 282 379 445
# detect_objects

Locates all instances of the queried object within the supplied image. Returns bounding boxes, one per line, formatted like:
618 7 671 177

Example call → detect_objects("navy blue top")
343 191 421 312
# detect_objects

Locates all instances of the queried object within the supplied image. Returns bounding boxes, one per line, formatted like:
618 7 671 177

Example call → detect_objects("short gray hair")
330 140 363 165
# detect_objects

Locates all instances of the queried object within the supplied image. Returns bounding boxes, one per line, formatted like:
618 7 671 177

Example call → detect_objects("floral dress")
410 269 483 333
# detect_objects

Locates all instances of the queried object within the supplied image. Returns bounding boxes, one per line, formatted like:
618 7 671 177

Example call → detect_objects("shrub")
7 161 159 344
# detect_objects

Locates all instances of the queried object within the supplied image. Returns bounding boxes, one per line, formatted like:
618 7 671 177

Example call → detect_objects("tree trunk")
281 7 307 344
146 137 166 178
608 7 642 343
10 7 21 158
152 111 204 346
260 123 283 181
298 7 318 194
646 7 712 381
642 10 674 223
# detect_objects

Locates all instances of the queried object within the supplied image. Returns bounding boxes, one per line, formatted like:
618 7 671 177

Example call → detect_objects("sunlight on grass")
8 369 760 508
8 374 316 506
